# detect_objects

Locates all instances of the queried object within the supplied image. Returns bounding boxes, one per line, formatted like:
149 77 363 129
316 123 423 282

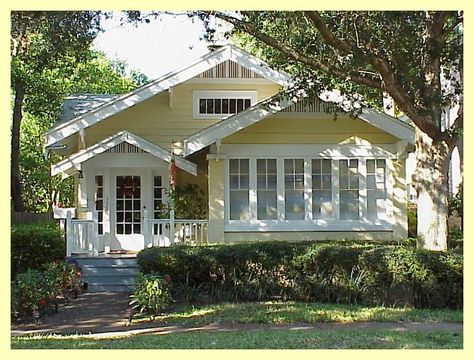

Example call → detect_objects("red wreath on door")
118 177 138 198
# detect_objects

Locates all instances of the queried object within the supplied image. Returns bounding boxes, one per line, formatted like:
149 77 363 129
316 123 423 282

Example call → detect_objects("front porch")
65 209 208 257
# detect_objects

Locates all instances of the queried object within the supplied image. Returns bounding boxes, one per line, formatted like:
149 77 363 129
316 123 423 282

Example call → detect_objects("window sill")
225 219 392 232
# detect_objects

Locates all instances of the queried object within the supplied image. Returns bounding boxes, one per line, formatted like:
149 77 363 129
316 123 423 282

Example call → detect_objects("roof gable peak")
45 44 291 149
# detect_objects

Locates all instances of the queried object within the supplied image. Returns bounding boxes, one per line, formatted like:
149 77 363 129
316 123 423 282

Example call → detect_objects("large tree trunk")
11 81 25 212
413 128 451 251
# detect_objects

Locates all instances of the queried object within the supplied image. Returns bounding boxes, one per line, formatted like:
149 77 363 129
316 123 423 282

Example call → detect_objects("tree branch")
303 12 352 54
213 12 383 90
303 11 439 138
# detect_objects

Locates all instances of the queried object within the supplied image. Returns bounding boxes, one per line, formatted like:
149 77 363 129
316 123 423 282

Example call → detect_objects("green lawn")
11 329 463 349
12 302 463 349
132 301 463 326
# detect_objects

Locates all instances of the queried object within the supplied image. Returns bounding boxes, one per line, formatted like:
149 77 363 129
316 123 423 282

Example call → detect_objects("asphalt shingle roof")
56 93 119 125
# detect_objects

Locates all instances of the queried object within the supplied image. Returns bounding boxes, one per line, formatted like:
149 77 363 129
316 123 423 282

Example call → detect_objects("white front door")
111 172 145 251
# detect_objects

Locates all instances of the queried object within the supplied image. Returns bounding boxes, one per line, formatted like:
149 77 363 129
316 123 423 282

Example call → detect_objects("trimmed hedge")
11 224 65 278
137 241 463 309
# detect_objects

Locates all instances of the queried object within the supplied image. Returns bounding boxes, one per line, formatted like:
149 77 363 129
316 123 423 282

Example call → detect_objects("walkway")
11 292 463 339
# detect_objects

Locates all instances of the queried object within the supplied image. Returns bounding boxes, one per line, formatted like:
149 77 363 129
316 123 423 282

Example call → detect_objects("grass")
131 301 463 326
11 329 463 349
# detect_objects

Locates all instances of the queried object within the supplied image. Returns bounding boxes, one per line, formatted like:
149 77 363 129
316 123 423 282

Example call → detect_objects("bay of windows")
227 157 389 224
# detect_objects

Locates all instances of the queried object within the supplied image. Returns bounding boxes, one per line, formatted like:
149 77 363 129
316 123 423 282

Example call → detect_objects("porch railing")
65 210 99 256
63 208 207 256
145 209 208 247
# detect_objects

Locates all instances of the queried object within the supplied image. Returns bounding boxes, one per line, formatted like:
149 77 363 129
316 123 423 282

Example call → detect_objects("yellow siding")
207 159 225 243
223 116 398 145
85 82 281 150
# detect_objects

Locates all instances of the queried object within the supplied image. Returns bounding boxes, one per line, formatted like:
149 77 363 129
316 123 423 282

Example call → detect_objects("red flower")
37 298 48 307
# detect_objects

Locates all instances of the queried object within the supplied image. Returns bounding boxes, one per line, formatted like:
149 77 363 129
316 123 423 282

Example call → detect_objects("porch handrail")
145 209 208 246
66 210 99 256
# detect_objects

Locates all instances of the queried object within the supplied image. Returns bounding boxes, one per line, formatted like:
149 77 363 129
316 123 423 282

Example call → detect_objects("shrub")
129 272 173 319
407 204 417 238
11 262 83 320
137 241 463 309
11 223 64 278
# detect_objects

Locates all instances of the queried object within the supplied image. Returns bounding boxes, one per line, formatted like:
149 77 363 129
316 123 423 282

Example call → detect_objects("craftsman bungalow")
45 45 415 256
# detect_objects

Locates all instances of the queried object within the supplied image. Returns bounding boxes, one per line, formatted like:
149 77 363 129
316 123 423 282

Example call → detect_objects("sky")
92 13 226 79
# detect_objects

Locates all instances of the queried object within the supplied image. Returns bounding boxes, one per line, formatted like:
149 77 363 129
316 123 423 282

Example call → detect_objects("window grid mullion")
277 158 285 221
333 160 340 220
249 158 258 221
359 158 368 219
304 158 312 221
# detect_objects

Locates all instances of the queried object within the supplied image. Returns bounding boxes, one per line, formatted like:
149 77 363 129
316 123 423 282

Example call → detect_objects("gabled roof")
45 45 293 148
52 130 197 178
183 93 415 156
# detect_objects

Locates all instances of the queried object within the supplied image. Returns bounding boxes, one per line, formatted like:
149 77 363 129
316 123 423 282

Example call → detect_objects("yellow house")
45 45 415 256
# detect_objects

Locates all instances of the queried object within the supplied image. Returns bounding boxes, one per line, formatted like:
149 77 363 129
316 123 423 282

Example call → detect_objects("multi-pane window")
339 159 359 220
284 159 305 220
312 159 332 219
366 159 387 220
257 159 277 220
199 98 252 115
95 175 104 235
153 176 164 233
116 176 141 235
194 91 256 118
227 157 389 225
229 159 250 220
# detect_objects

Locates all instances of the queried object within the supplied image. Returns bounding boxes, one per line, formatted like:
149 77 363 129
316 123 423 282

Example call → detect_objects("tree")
11 11 104 212
203 11 462 251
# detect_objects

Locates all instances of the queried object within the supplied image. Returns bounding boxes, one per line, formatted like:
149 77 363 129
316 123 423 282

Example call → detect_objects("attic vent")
196 60 264 79
282 99 340 113
105 143 148 154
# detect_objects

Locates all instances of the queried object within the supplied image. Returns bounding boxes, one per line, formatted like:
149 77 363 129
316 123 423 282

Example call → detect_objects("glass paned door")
115 175 141 235
112 174 145 252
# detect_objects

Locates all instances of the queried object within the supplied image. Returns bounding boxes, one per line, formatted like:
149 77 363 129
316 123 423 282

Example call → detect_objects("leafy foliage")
11 261 82 319
11 223 65 278
449 182 463 219
129 272 173 319
160 184 207 219
138 241 462 309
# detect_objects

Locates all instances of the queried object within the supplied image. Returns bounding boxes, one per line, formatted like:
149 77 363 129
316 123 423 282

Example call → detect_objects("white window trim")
193 90 257 119
224 150 394 232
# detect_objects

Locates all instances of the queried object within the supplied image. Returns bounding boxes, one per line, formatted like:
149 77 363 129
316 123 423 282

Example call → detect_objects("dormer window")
193 90 256 119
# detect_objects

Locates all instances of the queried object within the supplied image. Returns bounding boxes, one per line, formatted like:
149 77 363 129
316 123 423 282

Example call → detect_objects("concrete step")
81 265 138 276
87 284 135 293
83 274 137 285
70 256 138 292
71 256 137 267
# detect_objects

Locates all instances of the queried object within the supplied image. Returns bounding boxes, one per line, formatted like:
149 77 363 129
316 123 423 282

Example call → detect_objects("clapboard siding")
222 116 398 145
84 82 281 150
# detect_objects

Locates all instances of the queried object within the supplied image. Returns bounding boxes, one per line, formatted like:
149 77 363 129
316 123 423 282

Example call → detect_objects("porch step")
70 256 138 293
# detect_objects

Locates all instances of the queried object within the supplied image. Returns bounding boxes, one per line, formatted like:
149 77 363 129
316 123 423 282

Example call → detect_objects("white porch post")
169 209 175 244
143 208 150 248
92 209 99 256
66 211 73 257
